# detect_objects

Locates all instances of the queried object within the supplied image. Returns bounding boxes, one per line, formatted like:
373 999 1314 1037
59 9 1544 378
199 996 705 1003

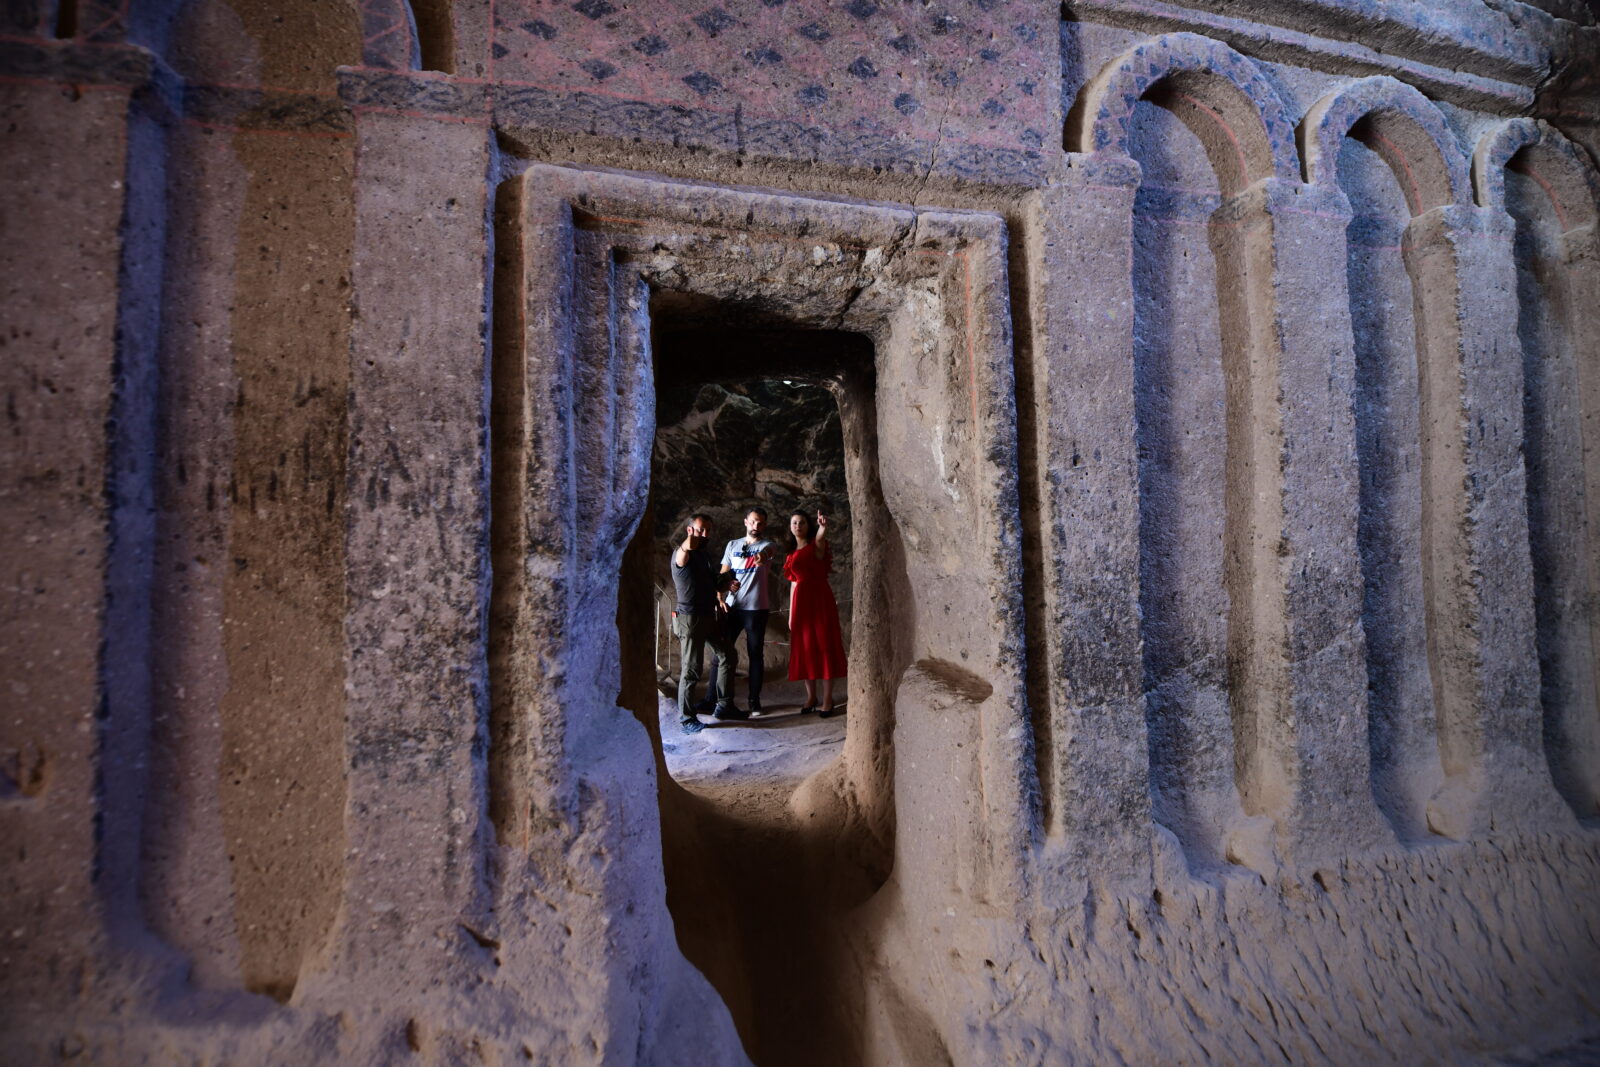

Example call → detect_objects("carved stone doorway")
491 164 1029 1063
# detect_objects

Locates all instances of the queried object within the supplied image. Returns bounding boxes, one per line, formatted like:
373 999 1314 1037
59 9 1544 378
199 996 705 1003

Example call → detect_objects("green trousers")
673 611 735 720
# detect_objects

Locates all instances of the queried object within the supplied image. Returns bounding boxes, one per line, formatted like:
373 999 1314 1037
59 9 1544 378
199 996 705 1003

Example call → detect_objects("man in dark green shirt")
670 513 744 733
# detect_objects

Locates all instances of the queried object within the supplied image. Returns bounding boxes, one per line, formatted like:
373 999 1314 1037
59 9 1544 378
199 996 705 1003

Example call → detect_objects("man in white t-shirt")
708 506 779 714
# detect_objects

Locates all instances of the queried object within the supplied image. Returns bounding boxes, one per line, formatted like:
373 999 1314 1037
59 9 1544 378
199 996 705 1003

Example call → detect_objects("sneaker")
712 704 750 722
679 717 705 735
749 697 763 713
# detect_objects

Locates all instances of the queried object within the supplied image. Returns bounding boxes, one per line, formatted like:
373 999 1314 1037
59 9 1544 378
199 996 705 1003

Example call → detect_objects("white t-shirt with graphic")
721 537 776 611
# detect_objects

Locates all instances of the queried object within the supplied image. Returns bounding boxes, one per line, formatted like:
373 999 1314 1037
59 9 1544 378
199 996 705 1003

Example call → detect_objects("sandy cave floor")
657 678 850 820
651 676 865 1064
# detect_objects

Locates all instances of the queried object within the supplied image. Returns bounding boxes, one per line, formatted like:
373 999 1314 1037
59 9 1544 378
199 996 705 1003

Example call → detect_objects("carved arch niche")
1476 119 1600 819
1069 33 1316 869
1304 78 1567 839
1302 76 1471 839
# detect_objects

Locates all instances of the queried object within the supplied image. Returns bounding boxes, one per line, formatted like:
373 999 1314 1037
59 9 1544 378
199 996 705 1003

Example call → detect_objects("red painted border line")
350 104 489 126
80 0 129 45
181 116 352 140
1173 90 1253 189
190 78 342 99
0 72 129 91
1521 164 1571 232
1368 129 1426 215
477 73 1038 157
0 31 119 45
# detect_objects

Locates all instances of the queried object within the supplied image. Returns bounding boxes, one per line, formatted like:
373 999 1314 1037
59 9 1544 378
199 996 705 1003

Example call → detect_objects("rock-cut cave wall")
2 0 1599 1063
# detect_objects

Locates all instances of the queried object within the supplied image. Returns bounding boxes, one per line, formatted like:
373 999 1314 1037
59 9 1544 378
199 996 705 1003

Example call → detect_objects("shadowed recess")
618 316 902 1066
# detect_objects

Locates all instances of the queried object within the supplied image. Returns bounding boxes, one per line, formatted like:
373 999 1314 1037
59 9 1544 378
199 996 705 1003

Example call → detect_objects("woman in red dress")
785 510 847 716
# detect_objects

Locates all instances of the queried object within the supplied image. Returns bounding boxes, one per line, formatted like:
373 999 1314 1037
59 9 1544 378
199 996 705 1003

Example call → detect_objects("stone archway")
1476 119 1600 819
623 320 886 1062
1302 76 1568 838
488 164 1031 1061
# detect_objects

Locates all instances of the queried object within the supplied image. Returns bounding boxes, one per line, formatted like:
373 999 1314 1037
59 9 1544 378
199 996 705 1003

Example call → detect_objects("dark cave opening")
616 314 897 1066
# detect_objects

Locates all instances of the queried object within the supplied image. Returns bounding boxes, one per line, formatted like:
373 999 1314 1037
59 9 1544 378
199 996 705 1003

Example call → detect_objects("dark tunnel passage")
616 316 907 1065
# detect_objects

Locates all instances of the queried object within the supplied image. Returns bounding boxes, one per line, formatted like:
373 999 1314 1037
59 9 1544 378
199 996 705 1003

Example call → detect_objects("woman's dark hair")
789 510 813 539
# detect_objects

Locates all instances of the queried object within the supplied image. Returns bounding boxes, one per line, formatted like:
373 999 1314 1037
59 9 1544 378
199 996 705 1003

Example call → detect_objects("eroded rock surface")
3 0 1599 1063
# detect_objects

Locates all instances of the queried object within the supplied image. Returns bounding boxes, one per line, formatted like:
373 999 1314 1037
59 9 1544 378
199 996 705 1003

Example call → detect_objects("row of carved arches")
1072 33 1599 221
1068 32 1600 862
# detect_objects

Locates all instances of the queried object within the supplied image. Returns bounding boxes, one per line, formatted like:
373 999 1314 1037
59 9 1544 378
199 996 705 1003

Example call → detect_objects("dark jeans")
673 611 735 721
711 608 770 705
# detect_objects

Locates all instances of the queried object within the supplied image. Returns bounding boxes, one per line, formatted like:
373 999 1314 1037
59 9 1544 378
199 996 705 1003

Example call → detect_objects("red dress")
785 541 848 680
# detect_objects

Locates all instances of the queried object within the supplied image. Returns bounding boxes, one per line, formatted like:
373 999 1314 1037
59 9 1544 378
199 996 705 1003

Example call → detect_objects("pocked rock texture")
1 0 1599 1063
